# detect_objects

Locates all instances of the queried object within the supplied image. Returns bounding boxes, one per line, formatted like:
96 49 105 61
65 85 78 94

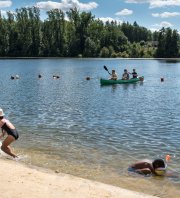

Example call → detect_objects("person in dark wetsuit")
0 108 19 158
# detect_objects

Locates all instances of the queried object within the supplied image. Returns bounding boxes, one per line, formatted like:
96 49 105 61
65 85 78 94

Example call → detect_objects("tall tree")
156 28 166 58
156 28 179 58
6 11 18 56
66 8 93 56
0 12 8 56
28 7 41 56
170 29 179 57
42 9 66 56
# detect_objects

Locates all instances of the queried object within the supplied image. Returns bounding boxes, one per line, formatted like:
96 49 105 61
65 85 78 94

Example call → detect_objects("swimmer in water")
128 158 167 176
0 108 19 158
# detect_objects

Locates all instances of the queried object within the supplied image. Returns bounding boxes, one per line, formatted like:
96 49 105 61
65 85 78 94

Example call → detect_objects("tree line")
0 7 179 58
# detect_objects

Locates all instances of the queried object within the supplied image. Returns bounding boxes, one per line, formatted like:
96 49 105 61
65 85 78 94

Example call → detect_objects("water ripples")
0 59 180 197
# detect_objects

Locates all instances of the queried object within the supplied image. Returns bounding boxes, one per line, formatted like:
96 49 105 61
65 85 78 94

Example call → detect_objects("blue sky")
0 0 180 33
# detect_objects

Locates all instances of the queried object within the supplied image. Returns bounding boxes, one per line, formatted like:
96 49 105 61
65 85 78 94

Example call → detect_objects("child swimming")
128 158 167 176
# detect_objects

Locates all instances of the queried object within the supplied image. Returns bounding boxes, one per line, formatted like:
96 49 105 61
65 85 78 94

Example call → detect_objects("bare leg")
1 135 17 158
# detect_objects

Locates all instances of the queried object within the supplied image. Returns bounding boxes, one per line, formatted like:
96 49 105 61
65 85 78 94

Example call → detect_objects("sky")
0 0 180 33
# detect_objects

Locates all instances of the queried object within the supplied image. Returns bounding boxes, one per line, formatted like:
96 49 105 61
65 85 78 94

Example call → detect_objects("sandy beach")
0 158 158 198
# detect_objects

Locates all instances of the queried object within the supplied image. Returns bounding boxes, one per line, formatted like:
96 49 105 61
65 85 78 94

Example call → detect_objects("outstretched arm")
135 168 152 175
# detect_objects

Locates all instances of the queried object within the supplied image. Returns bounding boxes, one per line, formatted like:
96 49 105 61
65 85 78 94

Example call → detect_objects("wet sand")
0 158 158 198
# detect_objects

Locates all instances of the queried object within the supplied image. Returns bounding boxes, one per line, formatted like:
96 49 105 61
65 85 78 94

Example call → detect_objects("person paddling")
0 108 19 158
110 70 118 80
130 69 138 78
122 69 129 80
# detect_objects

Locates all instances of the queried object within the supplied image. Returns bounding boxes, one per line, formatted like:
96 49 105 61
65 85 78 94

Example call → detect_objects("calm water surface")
0 58 180 197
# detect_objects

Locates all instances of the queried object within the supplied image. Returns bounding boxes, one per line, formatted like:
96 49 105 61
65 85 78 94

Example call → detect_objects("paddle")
103 65 111 75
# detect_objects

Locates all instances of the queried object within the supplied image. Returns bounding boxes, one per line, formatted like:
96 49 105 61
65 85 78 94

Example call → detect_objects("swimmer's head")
152 159 167 176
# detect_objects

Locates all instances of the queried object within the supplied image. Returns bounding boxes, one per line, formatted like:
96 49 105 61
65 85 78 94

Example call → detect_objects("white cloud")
152 21 173 30
115 8 133 16
160 21 173 27
150 0 180 8
0 0 12 8
125 0 180 8
125 0 148 3
0 9 15 17
149 28 159 32
36 0 98 11
98 17 122 24
152 12 180 18
0 9 6 15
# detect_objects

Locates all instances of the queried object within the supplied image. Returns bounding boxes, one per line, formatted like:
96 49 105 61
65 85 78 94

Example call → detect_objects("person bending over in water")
128 158 167 176
0 108 19 158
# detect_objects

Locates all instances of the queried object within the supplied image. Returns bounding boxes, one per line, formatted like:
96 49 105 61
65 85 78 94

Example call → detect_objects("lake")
0 58 180 197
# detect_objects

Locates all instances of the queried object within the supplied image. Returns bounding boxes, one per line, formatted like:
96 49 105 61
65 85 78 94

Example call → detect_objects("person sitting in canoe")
122 69 129 80
130 69 138 78
110 70 118 80
128 158 167 176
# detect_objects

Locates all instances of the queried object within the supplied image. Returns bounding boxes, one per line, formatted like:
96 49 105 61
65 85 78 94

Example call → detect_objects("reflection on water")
0 58 180 198
160 59 180 63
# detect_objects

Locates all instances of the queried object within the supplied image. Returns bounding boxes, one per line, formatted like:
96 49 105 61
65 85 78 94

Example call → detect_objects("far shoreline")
0 57 180 60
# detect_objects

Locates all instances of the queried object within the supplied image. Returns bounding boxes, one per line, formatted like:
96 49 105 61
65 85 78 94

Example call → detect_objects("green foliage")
0 7 179 58
84 37 98 57
121 21 152 43
156 28 179 58
0 12 8 56
99 47 110 57
42 9 66 56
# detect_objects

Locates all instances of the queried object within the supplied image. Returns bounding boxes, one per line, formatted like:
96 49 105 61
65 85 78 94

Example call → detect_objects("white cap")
0 109 4 117
0 108 5 117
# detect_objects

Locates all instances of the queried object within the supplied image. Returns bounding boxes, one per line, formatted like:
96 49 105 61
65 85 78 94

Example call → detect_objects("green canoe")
100 76 144 85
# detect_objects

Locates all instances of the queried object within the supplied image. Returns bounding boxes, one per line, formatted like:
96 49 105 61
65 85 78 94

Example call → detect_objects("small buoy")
166 154 170 162
161 78 164 82
86 76 90 80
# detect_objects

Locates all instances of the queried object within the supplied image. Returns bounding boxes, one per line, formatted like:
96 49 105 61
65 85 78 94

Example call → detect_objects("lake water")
0 58 180 197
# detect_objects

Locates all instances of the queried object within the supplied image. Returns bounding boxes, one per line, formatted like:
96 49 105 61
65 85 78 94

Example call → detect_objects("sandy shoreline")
0 158 158 198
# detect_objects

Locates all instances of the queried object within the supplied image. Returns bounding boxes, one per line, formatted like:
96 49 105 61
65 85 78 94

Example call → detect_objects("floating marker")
166 154 170 161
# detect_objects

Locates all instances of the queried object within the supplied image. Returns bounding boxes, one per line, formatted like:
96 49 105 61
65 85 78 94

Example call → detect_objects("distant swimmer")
0 108 19 158
15 75 20 79
53 75 60 79
38 74 42 78
10 75 20 80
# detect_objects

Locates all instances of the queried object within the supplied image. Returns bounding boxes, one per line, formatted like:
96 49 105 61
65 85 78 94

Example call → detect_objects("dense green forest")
0 7 179 58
